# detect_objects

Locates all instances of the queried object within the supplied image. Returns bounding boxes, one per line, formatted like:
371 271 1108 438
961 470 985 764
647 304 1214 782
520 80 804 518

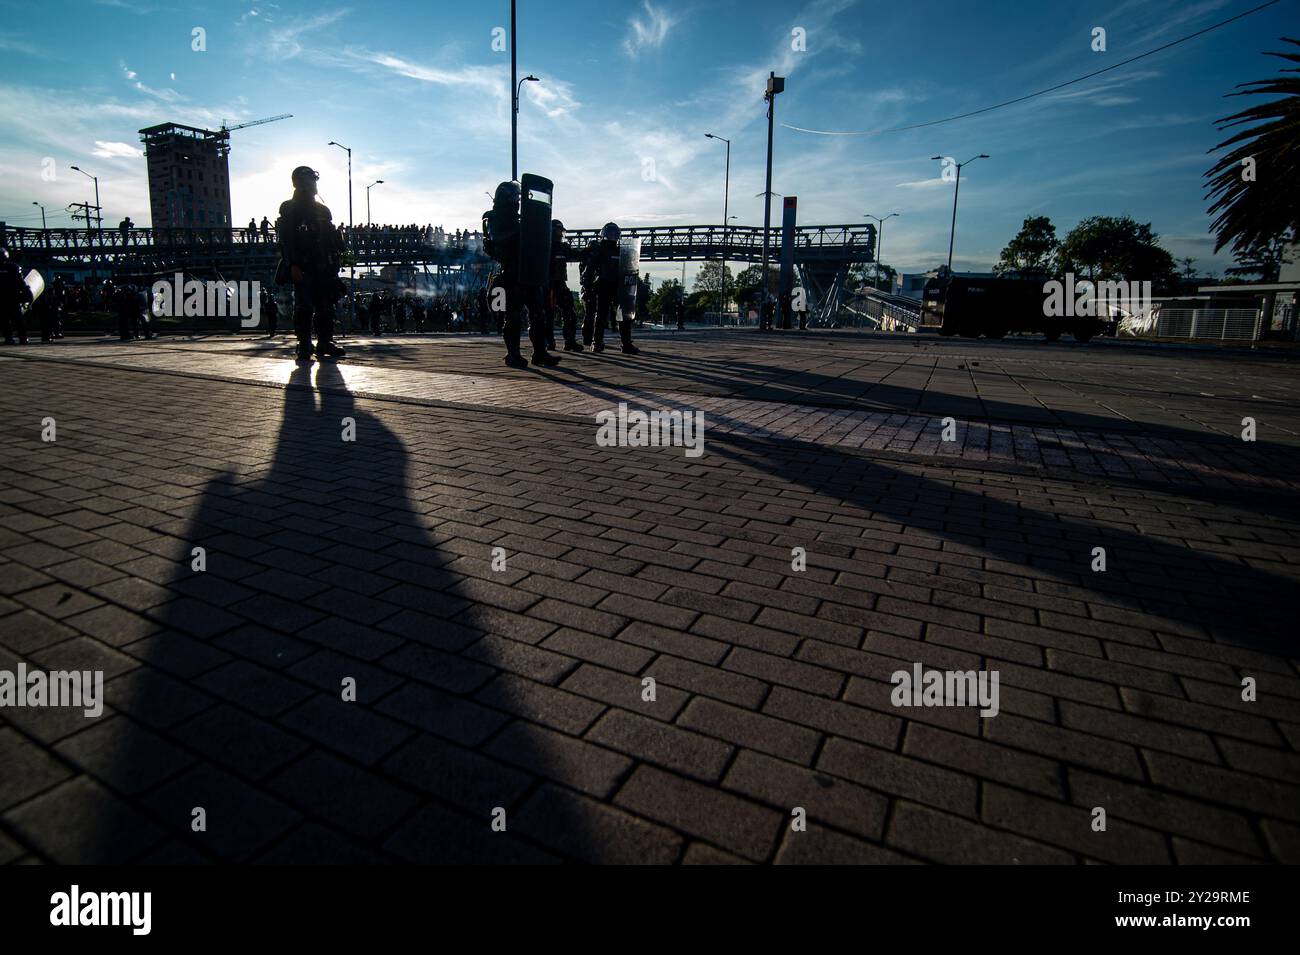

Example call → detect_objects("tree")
732 264 779 308
1057 215 1178 289
1224 235 1291 281
994 216 1059 277
1203 37 1300 255
649 278 685 320
848 262 897 290
1179 256 1197 280
692 260 734 310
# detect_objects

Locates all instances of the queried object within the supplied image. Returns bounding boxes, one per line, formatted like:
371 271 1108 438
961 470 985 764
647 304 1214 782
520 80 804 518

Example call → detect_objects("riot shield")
518 173 553 288
618 237 641 322
23 269 45 308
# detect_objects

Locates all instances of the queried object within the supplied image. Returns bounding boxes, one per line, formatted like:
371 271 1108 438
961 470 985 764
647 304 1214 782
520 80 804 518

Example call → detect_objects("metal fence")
838 288 922 330
1146 307 1262 341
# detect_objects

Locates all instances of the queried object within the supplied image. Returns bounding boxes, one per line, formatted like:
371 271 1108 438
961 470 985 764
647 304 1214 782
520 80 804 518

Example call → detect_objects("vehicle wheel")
1043 330 1061 343
1073 330 1094 343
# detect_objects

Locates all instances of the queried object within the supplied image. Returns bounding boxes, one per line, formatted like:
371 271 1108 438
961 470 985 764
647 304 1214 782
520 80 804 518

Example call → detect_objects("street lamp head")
930 156 942 161
524 75 539 82
377 179 384 184
979 154 990 159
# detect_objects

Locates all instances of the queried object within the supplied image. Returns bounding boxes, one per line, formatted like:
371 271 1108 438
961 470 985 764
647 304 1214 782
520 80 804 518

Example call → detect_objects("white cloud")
92 141 145 160
259 8 350 59
524 78 581 122
895 177 950 191
120 61 181 102
623 1 678 58
358 50 503 98
0 33 46 57
92 0 156 13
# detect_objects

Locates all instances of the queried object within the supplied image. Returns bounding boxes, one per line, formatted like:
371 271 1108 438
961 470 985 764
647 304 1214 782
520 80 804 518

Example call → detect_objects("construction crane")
220 113 293 134
211 114 293 156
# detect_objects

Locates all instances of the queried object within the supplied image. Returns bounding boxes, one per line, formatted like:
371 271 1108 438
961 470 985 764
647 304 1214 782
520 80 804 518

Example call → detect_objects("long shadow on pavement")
76 359 592 863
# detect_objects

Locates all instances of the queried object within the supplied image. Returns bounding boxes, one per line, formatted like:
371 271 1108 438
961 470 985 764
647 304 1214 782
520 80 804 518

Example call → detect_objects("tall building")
138 123 233 229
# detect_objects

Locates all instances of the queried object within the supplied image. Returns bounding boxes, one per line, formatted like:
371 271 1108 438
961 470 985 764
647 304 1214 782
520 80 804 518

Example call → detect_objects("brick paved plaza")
1 329 1298 864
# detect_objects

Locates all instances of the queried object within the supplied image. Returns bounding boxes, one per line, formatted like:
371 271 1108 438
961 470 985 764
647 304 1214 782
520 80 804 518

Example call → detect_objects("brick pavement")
1 339 1298 864
65 329 1300 442
17 338 1300 494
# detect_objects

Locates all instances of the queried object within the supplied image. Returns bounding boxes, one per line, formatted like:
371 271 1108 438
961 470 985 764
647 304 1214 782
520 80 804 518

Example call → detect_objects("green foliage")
995 216 1059 277
1057 215 1178 289
692 260 734 310
649 278 685 320
1204 37 1300 254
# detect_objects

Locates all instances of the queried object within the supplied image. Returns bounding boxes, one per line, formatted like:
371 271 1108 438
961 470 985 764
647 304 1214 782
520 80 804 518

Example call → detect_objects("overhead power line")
782 0 1283 137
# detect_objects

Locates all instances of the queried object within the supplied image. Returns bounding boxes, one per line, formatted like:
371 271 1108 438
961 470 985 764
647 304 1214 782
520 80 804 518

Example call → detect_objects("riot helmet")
600 222 620 242
291 166 319 195
494 180 521 206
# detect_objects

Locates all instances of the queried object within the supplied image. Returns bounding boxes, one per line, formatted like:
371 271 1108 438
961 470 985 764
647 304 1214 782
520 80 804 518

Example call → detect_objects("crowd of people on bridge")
236 219 483 252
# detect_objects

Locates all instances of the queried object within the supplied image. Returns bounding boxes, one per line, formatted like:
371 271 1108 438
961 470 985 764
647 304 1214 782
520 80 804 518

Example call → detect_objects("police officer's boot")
317 339 346 359
619 320 638 355
529 322 560 367
504 320 528 368
564 336 584 352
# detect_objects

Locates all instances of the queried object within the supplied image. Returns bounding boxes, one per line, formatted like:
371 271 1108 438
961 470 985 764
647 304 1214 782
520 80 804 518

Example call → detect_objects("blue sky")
0 0 1294 283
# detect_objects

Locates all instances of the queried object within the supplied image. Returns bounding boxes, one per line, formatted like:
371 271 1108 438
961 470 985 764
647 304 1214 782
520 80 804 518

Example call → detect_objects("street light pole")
32 201 49 251
366 180 384 227
513 74 539 181
863 212 899 289
511 0 517 180
329 141 355 334
933 154 988 271
761 73 784 331
70 165 102 274
705 132 731 325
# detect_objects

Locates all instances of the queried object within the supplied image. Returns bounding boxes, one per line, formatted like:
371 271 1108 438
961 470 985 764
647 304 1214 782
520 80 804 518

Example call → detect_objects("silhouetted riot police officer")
277 166 346 361
36 274 64 341
482 180 559 368
0 247 32 345
592 223 623 353
262 286 280 336
115 282 152 340
578 238 600 347
547 220 582 352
